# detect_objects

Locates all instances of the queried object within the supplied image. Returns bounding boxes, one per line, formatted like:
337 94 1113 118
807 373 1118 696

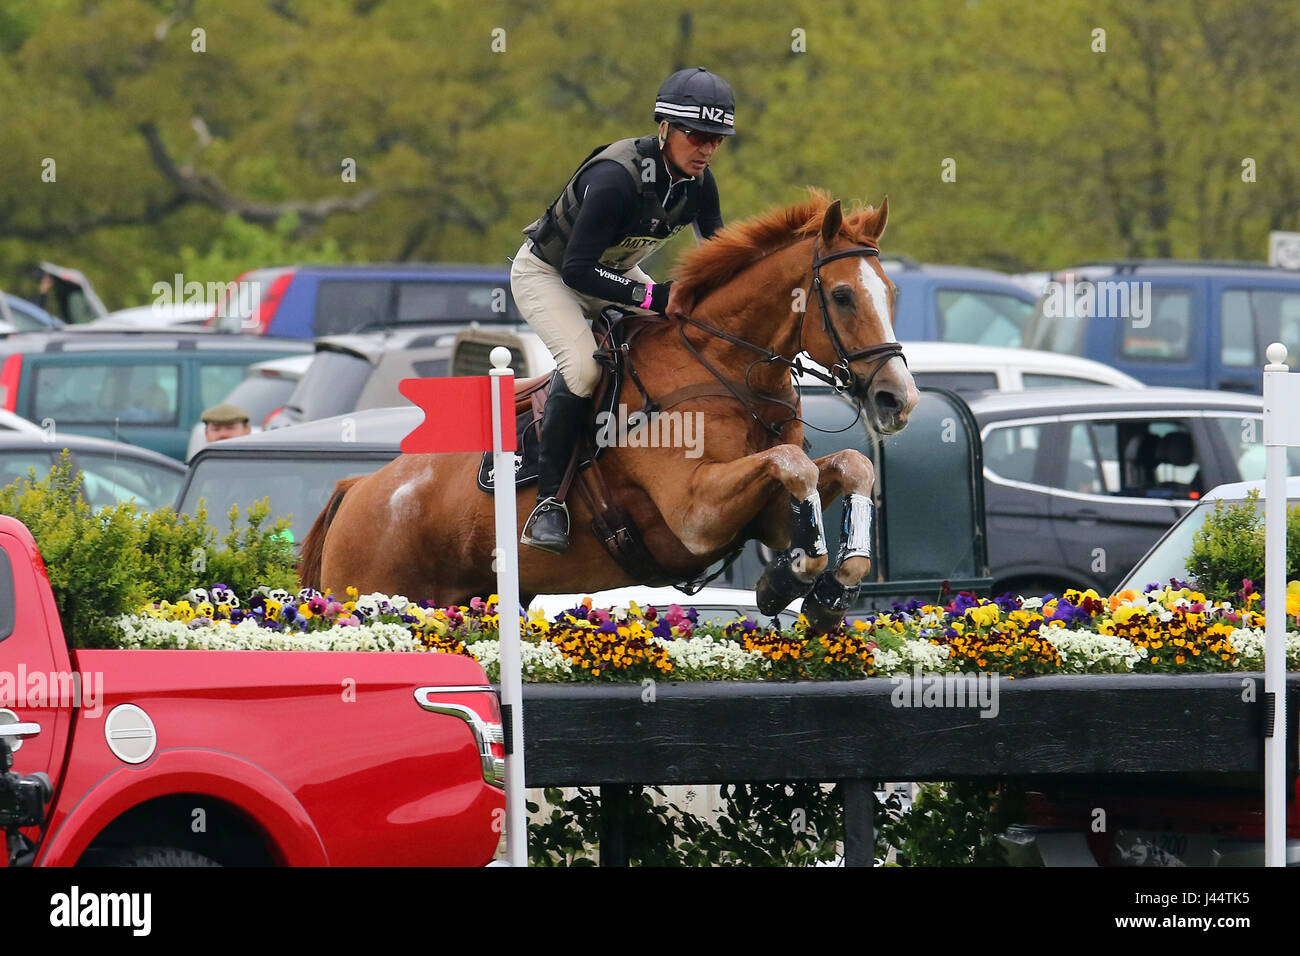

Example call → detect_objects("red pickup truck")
0 516 505 867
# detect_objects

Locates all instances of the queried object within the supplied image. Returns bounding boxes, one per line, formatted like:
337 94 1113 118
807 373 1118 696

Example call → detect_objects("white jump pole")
489 345 527 867
1263 341 1296 867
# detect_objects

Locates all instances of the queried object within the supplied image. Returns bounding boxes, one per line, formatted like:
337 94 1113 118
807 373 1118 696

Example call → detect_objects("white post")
1262 341 1293 867
489 346 527 866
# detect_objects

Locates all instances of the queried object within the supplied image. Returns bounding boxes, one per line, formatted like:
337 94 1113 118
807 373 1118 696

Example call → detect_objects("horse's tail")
299 476 364 590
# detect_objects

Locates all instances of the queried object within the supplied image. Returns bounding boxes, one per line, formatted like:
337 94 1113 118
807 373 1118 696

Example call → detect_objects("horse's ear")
820 200 843 243
865 195 889 241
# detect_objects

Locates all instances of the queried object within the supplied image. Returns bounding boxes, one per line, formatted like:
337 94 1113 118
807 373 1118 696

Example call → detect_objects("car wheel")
92 846 222 867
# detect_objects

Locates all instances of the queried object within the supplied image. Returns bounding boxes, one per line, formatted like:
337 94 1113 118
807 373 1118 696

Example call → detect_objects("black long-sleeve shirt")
559 152 722 305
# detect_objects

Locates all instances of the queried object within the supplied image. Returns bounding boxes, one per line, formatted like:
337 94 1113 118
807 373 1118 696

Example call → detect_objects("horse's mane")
671 188 884 303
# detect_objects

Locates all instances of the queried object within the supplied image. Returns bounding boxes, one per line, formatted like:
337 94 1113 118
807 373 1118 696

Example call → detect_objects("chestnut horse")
300 190 918 632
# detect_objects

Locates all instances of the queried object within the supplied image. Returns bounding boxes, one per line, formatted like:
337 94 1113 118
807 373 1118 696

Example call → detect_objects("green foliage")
0 454 297 647
878 780 1025 866
524 779 1013 866
4 0 1300 304
1187 490 1300 601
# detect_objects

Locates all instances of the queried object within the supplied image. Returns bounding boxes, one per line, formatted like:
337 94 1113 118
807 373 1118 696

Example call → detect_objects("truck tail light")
0 354 22 411
414 686 505 789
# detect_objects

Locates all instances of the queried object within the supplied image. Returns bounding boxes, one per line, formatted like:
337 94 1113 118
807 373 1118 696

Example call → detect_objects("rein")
613 236 907 438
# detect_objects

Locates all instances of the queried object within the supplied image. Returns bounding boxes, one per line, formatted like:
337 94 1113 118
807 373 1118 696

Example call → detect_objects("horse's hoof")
755 553 815 616
801 571 861 635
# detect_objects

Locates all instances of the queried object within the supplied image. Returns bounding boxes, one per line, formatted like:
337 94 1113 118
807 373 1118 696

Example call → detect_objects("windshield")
1119 495 1300 593
180 455 390 544
284 351 370 421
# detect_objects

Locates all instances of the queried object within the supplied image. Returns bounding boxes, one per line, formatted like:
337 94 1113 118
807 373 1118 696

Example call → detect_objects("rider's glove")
646 280 673 315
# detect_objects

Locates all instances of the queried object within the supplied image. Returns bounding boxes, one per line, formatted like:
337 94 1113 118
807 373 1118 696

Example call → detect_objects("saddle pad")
476 308 632 493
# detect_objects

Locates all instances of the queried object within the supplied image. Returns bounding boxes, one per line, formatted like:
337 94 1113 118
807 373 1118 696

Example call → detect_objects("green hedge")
0 454 298 648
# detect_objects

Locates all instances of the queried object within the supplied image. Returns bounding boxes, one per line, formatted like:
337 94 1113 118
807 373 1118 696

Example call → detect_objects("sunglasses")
671 124 727 148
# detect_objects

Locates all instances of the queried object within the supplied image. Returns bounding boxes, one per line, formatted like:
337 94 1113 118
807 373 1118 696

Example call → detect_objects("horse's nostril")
873 388 903 413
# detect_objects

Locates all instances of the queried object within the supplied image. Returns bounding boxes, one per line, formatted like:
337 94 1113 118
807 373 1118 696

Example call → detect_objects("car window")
314 281 392 336
983 424 1043 484
0 452 56 489
395 282 516 324
1027 298 1087 355
411 358 448 378
936 290 1033 347
199 364 251 411
3 298 54 332
31 362 180 425
1208 415 1300 480
1022 373 1109 389
1062 420 1202 499
285 351 371 421
222 375 297 426
75 453 182 510
1121 288 1192 361
1220 288 1300 368
911 371 999 394
182 456 388 543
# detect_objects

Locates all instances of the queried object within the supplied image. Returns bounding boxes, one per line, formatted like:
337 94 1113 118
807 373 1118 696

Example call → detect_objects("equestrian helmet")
654 67 736 135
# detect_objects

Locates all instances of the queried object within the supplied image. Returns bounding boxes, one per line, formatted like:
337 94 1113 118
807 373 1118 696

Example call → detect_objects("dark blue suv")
207 263 520 339
1024 260 1300 392
882 258 1038 346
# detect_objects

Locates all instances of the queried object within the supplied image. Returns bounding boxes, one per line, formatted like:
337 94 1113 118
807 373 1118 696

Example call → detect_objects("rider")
512 67 734 553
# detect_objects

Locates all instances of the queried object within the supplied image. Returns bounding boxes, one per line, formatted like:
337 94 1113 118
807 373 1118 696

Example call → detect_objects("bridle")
799 237 906 395
662 235 908 437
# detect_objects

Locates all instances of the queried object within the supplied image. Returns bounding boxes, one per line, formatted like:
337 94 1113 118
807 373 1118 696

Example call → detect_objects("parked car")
87 302 214 330
450 327 1142 396
969 386 1278 598
185 354 313 460
0 330 312 461
1118 474 1300 595
0 294 63 334
805 341 1143 396
26 263 110 325
1024 259 1300 392
0 410 44 435
880 258 1039 347
0 433 185 510
0 515 505 866
178 407 415 544
265 328 460 429
205 263 521 339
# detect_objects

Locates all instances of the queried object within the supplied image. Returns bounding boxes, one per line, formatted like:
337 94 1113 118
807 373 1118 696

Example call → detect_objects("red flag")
399 376 516 453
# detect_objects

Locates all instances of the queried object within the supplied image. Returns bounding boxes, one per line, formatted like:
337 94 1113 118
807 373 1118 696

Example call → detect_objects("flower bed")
114 580 1300 680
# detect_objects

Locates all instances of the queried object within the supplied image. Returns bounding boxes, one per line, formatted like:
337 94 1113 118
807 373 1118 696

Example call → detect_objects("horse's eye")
832 288 853 306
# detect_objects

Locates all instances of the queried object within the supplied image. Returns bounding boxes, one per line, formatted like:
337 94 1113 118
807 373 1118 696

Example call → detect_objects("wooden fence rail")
520 673 1300 865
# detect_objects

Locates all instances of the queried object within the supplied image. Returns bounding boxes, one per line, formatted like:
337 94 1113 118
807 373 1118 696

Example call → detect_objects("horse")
299 189 918 633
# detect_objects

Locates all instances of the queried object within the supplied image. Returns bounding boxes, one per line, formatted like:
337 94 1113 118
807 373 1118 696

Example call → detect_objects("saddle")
475 306 751 592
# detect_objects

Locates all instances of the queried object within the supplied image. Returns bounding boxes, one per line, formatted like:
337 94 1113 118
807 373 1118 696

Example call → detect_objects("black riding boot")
520 375 592 554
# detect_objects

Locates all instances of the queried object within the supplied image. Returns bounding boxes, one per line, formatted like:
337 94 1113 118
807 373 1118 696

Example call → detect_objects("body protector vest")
524 135 700 273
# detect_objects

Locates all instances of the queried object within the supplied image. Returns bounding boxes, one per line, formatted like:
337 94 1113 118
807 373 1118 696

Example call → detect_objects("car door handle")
1064 509 1100 525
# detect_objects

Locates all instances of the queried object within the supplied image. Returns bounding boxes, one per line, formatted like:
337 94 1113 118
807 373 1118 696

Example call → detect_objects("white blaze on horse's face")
846 257 917 434
857 259 895 340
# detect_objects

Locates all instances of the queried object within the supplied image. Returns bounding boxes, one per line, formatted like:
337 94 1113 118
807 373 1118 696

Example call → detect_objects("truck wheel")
97 847 221 867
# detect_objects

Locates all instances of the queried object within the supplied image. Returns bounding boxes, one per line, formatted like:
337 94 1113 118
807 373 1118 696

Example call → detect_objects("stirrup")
520 497 571 553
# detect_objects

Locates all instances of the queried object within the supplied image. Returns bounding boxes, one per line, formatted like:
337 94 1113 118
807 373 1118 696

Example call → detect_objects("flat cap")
201 402 251 424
